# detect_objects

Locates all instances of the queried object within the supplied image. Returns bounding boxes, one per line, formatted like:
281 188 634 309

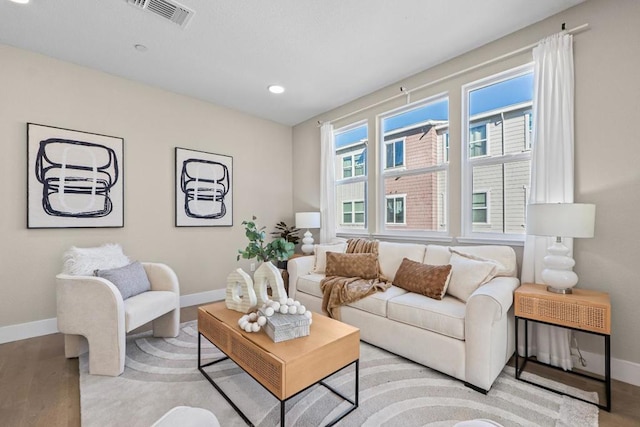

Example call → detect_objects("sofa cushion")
347 285 408 317
378 241 427 281
325 252 378 279
446 253 498 302
393 258 452 300
312 242 348 273
387 292 466 340
95 261 152 300
296 273 325 298
123 290 176 332
449 246 517 277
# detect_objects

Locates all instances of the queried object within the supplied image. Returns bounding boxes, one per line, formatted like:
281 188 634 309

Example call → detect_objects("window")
472 192 488 223
343 200 365 224
386 195 405 224
469 123 488 157
379 95 449 234
341 152 365 178
462 65 533 239
385 139 404 169
334 122 368 231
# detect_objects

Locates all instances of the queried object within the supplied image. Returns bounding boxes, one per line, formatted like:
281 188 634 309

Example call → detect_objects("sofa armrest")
286 256 315 300
56 274 125 334
142 262 180 294
464 276 520 391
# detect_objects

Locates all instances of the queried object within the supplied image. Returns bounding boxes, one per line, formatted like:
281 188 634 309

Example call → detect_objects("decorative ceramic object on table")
253 261 288 305
225 268 256 313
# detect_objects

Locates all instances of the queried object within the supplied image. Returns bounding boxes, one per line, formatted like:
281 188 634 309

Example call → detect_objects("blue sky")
335 72 533 148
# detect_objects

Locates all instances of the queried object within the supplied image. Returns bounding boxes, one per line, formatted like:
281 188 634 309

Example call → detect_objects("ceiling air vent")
128 0 194 28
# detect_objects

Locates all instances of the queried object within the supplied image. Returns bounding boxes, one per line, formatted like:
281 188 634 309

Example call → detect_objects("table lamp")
295 212 321 255
526 203 596 294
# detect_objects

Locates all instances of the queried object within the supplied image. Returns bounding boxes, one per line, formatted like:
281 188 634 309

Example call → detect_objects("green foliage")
270 221 300 245
237 216 295 263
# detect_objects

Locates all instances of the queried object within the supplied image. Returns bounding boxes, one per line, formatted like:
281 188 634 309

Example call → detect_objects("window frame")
385 194 406 225
334 120 369 234
384 138 406 170
471 191 489 224
460 63 533 243
377 92 450 239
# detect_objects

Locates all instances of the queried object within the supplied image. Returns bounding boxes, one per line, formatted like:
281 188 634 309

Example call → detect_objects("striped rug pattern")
80 321 598 426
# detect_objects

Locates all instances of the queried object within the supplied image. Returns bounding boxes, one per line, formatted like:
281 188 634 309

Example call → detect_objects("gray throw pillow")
95 261 151 300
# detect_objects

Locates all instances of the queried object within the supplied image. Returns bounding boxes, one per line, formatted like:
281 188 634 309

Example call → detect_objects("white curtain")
319 122 336 244
520 32 575 370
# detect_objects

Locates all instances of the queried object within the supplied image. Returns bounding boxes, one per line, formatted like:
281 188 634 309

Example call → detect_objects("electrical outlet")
250 263 255 272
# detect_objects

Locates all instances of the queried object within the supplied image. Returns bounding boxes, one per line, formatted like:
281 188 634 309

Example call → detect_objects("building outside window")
379 95 449 234
334 122 368 231
462 64 533 239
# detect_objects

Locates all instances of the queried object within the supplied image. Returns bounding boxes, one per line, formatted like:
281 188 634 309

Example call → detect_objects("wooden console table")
514 283 611 411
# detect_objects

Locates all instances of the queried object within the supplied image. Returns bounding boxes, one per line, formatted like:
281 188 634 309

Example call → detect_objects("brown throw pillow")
325 252 378 279
393 258 452 300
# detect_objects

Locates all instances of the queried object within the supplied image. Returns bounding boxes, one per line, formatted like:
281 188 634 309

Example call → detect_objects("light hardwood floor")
1 306 639 426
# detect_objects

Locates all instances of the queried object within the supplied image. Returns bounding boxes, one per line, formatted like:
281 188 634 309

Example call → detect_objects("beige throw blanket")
320 239 391 320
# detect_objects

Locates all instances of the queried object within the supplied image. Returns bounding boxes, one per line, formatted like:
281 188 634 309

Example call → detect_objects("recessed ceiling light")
9 0 30 4
134 44 148 52
268 85 285 94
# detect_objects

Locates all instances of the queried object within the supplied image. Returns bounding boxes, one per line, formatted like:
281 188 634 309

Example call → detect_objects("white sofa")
287 241 520 392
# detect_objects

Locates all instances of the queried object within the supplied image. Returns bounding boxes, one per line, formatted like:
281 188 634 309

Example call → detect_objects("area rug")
80 321 599 427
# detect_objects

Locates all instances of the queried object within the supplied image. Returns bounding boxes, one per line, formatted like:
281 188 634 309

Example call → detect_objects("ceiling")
0 0 584 126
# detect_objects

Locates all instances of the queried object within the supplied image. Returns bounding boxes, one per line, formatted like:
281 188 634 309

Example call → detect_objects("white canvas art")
27 123 124 228
175 147 233 227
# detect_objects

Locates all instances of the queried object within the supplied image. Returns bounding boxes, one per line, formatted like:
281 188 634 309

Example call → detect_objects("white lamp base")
542 239 578 294
301 230 315 255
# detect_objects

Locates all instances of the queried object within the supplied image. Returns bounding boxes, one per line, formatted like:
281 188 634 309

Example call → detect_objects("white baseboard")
0 317 59 344
0 289 225 345
572 349 640 388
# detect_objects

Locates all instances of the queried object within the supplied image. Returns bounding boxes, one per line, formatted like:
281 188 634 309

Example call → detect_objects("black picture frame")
27 123 124 229
175 147 233 227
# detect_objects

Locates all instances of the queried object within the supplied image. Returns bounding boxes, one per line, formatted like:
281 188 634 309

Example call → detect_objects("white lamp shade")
295 212 321 229
526 203 595 238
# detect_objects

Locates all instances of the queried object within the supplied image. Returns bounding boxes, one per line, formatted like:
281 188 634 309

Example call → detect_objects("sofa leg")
464 382 489 394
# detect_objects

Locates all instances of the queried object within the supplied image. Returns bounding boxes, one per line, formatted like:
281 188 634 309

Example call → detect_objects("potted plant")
270 221 300 268
237 216 295 264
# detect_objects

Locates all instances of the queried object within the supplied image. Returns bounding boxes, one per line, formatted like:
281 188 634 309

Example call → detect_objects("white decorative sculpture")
253 261 288 304
225 268 257 313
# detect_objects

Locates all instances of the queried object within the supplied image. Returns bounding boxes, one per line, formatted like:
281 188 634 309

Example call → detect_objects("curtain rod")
320 23 589 126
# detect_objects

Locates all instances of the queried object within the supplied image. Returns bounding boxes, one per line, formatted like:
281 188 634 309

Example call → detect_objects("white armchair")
56 262 180 376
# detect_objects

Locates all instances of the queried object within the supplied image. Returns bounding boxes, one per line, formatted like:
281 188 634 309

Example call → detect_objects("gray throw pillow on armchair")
95 261 151 300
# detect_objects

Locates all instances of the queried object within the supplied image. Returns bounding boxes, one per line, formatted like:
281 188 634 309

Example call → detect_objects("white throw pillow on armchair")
62 243 130 276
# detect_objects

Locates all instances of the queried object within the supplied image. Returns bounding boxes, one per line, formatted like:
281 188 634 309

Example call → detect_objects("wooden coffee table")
198 301 360 426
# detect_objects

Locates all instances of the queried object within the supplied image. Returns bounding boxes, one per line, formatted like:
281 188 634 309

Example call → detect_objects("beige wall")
0 44 293 327
293 0 640 366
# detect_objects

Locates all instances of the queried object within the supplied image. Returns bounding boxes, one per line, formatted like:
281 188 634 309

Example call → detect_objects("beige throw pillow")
325 252 378 279
393 258 452 300
446 252 498 302
312 242 348 273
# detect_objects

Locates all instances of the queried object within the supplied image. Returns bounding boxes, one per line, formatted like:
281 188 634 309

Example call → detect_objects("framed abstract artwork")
175 147 233 227
27 123 124 229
